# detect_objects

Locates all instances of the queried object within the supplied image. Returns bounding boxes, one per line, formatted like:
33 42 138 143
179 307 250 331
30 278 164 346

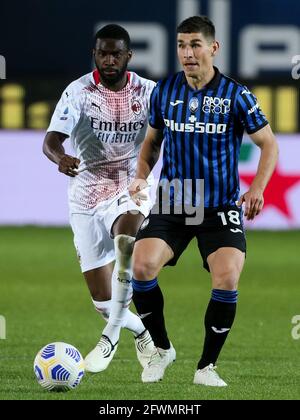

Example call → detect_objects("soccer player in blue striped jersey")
129 16 278 386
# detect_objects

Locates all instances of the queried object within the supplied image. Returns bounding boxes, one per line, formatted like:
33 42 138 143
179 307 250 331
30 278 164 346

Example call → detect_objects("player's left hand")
58 154 80 177
236 188 264 220
129 178 149 206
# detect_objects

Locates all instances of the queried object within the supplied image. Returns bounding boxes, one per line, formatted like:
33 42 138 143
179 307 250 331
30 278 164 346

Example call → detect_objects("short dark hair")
177 16 215 41
94 24 131 49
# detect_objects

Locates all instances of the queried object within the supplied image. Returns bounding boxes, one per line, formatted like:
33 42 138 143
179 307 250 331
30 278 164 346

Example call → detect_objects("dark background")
0 0 299 130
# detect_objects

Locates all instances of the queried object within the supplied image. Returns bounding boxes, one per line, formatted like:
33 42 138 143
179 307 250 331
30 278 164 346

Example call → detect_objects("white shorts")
70 189 152 273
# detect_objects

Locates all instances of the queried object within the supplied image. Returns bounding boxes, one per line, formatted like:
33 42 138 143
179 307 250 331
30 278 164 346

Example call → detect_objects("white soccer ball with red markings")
33 342 85 391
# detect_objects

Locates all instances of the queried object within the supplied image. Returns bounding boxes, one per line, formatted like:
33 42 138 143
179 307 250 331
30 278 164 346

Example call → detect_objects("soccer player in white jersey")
43 24 155 373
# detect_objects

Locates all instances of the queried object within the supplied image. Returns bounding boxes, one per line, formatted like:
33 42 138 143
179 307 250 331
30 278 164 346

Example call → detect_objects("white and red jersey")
47 70 155 213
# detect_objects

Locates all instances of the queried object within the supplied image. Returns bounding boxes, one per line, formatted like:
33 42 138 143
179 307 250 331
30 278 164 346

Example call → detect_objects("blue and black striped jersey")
150 67 268 208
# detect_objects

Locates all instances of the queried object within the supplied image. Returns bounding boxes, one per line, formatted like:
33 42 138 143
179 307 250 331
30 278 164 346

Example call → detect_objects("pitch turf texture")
0 227 299 400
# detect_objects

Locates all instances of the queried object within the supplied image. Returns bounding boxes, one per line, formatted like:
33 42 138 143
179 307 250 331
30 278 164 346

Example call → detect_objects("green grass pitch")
0 227 299 400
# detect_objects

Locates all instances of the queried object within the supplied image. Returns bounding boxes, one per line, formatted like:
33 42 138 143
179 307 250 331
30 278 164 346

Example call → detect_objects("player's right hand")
236 187 264 220
58 154 80 177
129 178 149 206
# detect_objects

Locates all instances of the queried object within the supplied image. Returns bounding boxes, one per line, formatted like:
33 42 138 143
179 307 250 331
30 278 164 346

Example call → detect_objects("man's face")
94 38 132 85
177 32 218 77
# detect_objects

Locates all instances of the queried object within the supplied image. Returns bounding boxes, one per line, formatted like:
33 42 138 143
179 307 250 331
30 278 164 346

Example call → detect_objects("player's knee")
133 259 160 281
212 265 240 290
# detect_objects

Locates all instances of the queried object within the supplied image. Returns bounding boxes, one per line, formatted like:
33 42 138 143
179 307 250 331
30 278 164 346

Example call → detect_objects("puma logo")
211 327 230 334
91 102 101 110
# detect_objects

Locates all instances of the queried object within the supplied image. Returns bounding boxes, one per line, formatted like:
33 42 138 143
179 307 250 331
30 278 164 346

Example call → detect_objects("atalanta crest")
132 100 142 115
189 97 199 113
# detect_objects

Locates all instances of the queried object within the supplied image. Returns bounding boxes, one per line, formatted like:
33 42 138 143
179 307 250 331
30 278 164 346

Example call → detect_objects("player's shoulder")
220 73 252 97
129 72 156 91
150 72 183 93
62 72 95 97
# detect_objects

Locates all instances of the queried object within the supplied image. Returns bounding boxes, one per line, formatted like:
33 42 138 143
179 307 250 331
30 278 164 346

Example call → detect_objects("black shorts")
136 205 246 271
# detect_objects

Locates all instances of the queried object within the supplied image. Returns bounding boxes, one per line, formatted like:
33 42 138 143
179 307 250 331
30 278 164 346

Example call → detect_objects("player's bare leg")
132 238 176 383
84 263 147 328
106 212 145 343
194 247 245 386
85 213 155 373
84 264 113 322
110 213 156 367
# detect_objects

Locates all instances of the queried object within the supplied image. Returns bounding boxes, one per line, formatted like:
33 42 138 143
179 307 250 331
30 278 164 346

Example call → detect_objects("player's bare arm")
129 126 163 206
237 124 279 220
43 131 80 177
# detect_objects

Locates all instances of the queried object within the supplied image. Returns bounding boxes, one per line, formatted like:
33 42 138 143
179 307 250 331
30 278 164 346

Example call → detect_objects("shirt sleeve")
149 82 165 129
235 86 268 134
47 83 83 136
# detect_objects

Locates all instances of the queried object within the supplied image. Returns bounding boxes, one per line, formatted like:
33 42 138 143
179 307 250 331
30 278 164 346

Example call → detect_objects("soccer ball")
33 342 85 391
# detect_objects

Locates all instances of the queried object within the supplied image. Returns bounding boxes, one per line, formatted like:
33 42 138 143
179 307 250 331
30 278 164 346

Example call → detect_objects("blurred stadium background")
0 0 299 400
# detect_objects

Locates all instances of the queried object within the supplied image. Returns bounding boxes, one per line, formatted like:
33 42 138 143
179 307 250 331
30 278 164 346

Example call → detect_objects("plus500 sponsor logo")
164 118 227 134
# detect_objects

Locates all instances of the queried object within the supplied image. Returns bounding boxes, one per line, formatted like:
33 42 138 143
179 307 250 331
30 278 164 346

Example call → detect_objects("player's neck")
186 66 215 90
101 74 128 92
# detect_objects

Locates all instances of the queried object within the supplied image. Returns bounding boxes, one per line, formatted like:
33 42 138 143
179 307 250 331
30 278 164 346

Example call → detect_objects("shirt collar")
180 66 221 90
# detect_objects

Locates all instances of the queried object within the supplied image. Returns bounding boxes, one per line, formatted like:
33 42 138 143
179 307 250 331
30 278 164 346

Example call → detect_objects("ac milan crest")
132 100 142 115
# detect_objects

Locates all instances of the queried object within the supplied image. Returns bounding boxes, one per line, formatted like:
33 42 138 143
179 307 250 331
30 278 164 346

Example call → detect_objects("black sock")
132 278 170 349
198 289 238 369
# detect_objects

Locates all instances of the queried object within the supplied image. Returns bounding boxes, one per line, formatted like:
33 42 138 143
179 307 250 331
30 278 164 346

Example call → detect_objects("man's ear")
211 40 220 57
128 50 133 62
